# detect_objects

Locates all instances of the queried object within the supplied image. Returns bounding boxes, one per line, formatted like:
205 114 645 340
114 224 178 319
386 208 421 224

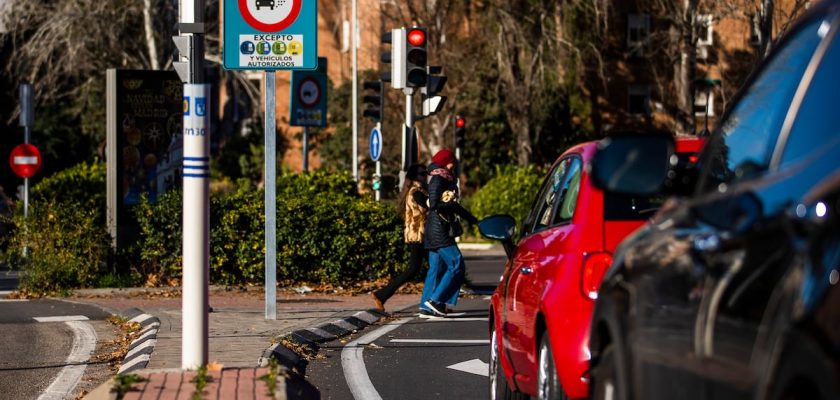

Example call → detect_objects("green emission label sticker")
239 34 303 68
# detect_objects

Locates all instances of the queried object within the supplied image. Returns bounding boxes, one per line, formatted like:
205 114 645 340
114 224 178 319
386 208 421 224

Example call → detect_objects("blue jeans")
420 245 464 309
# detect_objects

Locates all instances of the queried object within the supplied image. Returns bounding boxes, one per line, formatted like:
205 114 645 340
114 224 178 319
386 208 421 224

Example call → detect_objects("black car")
587 1 840 400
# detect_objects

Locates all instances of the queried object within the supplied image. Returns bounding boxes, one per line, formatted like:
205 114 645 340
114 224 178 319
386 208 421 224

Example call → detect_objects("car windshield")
697 17 826 192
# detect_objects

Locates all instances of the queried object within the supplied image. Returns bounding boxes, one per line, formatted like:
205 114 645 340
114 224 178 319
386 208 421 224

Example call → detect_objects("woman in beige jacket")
372 164 429 311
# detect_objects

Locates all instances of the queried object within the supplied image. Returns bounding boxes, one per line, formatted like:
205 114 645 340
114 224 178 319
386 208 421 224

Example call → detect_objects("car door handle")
519 266 533 275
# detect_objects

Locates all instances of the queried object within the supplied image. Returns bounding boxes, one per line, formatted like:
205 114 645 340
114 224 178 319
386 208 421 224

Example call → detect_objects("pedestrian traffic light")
384 28 406 89
455 116 466 148
363 80 383 122
405 27 427 88
372 174 382 191
421 65 447 117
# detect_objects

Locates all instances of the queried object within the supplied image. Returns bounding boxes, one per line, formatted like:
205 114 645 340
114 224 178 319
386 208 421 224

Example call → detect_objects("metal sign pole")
351 0 358 181
19 83 33 221
302 125 309 173
265 71 277 320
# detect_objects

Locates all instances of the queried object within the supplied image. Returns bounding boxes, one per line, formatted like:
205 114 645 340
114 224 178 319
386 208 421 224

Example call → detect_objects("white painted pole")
375 160 381 201
351 0 358 181
265 72 277 320
181 84 210 369
179 0 208 370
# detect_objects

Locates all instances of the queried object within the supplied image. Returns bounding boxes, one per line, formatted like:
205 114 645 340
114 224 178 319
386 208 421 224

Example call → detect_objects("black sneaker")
424 300 447 316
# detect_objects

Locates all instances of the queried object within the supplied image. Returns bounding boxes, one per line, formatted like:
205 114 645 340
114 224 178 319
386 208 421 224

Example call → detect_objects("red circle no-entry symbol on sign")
9 143 42 178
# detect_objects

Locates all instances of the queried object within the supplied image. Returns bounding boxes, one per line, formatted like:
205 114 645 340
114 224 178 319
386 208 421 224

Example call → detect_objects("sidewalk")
77 286 419 399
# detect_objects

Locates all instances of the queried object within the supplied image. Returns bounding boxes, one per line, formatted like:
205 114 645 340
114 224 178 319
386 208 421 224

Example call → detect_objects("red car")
480 137 704 400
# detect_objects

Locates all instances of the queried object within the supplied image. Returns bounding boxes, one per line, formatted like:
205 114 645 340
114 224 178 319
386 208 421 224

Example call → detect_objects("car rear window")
604 193 664 221
604 153 697 220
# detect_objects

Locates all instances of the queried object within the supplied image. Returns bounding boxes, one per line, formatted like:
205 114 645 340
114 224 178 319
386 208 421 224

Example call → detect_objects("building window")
628 85 651 115
627 14 651 54
694 91 715 117
697 14 714 46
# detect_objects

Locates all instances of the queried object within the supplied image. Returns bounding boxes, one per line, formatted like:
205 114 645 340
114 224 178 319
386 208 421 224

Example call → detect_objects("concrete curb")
258 309 387 372
116 308 161 375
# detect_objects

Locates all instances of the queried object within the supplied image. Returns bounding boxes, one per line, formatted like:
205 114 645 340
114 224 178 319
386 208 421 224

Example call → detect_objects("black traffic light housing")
381 31 393 83
405 27 427 88
363 80 383 122
455 116 466 148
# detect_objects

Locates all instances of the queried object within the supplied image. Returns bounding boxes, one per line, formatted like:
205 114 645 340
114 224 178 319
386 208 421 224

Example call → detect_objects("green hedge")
10 164 406 293
468 165 543 227
133 171 405 285
5 199 111 295
6 161 111 295
31 160 106 215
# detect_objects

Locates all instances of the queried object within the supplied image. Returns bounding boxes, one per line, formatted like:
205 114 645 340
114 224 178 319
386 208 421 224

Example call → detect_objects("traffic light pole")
375 122 382 202
401 89 415 189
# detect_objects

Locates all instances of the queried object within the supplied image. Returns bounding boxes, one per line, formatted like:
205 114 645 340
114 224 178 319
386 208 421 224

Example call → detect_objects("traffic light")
362 80 383 122
421 65 447 117
384 28 406 89
405 27 427 88
380 31 396 84
455 116 466 148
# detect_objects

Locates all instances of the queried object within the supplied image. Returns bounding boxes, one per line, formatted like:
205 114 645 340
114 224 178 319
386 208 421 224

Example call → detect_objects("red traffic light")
407 29 426 46
455 117 466 128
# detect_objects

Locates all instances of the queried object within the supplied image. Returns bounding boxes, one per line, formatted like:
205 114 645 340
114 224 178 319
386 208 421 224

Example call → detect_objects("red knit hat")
432 149 456 166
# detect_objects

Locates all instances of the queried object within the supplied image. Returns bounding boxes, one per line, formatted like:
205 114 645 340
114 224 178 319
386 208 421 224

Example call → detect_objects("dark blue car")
588 1 840 399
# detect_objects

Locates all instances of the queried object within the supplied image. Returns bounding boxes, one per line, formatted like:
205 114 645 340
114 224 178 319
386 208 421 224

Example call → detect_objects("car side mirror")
591 134 675 196
478 214 517 259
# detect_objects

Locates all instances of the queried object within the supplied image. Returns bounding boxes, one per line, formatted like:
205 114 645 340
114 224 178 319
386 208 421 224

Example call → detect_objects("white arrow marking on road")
34 315 89 322
422 317 489 322
390 339 489 344
447 359 490 377
13 156 38 165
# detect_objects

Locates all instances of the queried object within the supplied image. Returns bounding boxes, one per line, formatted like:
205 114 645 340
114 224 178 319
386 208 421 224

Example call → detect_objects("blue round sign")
369 128 382 162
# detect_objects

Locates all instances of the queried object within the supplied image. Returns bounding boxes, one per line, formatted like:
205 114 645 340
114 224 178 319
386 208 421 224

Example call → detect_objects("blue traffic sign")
223 0 318 70
369 127 382 162
290 58 327 127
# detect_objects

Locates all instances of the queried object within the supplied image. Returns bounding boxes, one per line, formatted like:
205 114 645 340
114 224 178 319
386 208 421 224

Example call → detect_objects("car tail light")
581 252 612 300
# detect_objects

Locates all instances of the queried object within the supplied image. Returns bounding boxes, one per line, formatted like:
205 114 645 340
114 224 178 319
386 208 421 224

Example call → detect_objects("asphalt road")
306 252 506 400
0 299 111 399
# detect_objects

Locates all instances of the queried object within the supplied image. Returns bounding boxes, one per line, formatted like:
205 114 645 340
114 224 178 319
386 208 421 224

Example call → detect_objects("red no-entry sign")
9 143 42 178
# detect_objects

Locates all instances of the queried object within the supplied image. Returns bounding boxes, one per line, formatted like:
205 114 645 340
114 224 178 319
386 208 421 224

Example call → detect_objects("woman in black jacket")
421 149 478 316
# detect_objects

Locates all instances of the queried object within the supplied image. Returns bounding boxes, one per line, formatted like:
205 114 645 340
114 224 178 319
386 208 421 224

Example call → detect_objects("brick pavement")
78 287 419 399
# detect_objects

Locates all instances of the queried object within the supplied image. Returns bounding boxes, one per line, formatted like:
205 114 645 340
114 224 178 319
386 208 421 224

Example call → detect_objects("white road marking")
37 320 97 400
447 358 490 377
422 317 489 322
341 318 412 400
0 298 28 302
390 339 490 344
33 315 89 322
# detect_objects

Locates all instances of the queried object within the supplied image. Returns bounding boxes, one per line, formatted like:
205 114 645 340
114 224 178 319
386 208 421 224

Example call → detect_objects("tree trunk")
143 0 159 70
759 0 774 57
673 0 697 135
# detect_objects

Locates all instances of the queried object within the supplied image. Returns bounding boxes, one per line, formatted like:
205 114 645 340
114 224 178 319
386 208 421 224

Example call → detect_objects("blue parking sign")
223 0 317 70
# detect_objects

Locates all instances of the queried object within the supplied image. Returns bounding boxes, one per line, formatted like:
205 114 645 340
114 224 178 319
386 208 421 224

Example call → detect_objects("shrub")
132 171 405 285
468 165 543 227
276 169 358 198
6 199 111 295
31 160 106 218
